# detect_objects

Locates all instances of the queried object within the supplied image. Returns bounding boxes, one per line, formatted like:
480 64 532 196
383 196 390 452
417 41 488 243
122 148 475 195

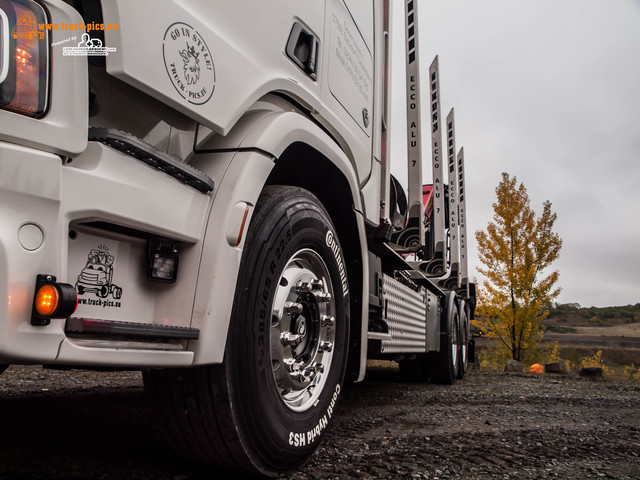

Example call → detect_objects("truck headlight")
0 0 49 118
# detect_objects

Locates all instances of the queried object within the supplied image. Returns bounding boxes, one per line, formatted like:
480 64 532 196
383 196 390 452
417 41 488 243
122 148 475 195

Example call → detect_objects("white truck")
0 0 476 475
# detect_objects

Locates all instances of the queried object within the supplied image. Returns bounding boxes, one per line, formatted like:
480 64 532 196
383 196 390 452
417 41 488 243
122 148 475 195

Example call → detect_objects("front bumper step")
65 317 200 340
89 127 215 193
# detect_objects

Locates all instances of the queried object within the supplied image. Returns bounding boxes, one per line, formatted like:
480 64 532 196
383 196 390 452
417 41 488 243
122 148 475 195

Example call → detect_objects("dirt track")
1 364 639 479
543 333 640 349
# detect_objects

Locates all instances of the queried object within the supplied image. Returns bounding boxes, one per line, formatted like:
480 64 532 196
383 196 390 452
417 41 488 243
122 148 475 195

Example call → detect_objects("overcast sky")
389 0 640 308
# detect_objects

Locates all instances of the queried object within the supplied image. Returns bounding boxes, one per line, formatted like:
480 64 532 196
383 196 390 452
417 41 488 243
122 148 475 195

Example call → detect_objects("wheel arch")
224 101 370 383
191 104 369 380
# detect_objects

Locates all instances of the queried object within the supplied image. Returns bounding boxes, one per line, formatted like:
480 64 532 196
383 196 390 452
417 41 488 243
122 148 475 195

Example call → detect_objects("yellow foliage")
580 350 612 375
477 345 511 371
526 340 562 366
623 364 640 381
545 341 562 363
563 359 577 372
473 173 562 362
580 349 603 368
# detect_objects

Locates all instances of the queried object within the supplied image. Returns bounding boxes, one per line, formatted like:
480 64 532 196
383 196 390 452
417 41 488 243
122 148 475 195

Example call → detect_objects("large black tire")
428 292 460 385
143 186 350 476
457 299 470 380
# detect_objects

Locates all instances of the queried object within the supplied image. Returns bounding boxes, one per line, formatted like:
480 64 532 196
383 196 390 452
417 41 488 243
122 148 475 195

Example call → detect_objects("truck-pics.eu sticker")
75 245 123 306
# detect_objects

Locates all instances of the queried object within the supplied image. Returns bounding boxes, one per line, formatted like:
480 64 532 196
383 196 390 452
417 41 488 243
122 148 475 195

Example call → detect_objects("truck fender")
197 105 364 216
189 110 368 375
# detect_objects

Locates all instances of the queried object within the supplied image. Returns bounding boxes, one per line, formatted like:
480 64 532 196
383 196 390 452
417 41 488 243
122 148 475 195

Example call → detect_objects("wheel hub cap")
270 249 336 412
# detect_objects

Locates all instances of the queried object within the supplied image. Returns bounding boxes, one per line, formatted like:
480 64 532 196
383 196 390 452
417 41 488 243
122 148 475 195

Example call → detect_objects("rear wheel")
428 292 460 384
457 300 470 380
143 186 350 476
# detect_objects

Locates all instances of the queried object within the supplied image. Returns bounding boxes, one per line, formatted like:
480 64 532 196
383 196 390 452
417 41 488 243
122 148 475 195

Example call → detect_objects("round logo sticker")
162 22 215 105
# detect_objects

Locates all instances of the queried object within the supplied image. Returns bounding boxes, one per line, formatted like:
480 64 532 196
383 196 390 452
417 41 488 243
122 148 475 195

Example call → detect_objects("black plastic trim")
65 317 200 340
89 127 215 193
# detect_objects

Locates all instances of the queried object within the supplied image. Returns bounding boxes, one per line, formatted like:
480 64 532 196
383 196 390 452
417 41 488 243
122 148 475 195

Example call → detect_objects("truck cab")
0 0 474 476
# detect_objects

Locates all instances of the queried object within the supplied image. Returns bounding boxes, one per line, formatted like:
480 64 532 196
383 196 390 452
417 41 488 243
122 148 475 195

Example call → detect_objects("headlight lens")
0 0 49 118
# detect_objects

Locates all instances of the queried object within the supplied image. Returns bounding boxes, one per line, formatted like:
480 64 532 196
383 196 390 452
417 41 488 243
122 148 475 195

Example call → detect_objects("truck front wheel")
143 186 349 476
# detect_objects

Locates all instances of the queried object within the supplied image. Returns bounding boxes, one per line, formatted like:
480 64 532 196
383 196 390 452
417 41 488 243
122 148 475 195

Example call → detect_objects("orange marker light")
236 205 250 247
31 275 78 326
35 284 59 316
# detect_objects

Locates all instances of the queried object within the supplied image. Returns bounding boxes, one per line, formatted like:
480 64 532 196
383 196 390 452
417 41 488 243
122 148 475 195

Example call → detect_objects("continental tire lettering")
258 228 291 367
257 273 271 367
288 384 342 448
325 231 348 296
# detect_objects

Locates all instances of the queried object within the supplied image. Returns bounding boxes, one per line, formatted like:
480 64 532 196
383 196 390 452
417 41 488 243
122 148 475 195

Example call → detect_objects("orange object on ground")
529 363 543 374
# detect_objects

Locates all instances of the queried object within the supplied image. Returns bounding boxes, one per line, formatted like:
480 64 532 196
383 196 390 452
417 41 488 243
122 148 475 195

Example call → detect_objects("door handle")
286 22 318 80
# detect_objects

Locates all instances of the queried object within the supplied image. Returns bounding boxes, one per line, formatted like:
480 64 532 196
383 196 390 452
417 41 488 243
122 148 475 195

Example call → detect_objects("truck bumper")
0 141 66 364
0 140 213 367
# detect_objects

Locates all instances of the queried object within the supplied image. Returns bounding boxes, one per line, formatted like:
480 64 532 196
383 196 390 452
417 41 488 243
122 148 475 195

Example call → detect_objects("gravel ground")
1 364 639 479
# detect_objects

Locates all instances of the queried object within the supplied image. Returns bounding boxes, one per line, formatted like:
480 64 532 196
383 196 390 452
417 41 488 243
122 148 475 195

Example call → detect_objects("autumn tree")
474 173 562 363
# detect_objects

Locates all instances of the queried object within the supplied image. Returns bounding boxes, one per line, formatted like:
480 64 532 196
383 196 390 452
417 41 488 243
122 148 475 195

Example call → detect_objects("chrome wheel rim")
451 312 459 367
270 248 336 412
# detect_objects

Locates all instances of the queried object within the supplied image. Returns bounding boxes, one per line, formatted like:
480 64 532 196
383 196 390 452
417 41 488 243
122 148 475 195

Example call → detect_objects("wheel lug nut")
319 341 333 352
298 368 317 383
285 358 304 372
295 281 312 293
283 301 303 315
296 279 324 293
313 362 325 373
321 315 335 327
314 292 331 303
280 332 302 347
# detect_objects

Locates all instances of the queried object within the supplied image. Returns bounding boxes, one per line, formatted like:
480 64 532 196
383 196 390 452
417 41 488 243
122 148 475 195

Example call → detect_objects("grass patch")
545 325 578 334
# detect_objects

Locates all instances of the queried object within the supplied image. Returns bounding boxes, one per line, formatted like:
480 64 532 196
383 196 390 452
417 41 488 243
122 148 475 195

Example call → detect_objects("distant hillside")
546 303 640 327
